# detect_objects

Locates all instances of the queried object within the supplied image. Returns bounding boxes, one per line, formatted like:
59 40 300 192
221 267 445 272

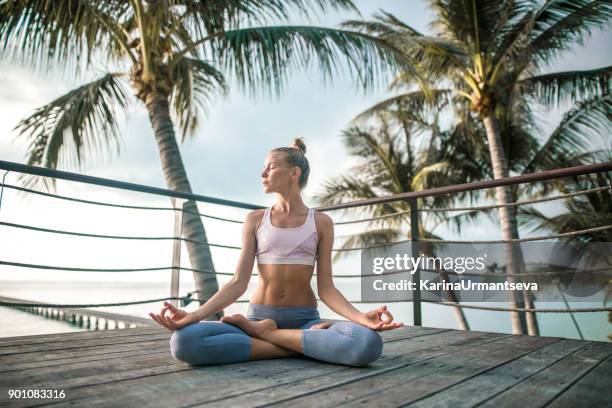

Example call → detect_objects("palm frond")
339 124 404 192
522 94 611 174
0 0 133 70
351 89 452 123
340 10 424 37
527 0 612 66
518 65 612 107
210 25 424 97
171 57 228 141
428 0 512 54
429 207 494 236
410 161 450 191
179 0 359 37
332 228 402 262
374 10 425 36
12 73 128 191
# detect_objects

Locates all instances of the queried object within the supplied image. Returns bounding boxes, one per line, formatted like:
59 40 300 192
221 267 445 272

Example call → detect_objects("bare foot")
310 321 332 330
221 314 277 338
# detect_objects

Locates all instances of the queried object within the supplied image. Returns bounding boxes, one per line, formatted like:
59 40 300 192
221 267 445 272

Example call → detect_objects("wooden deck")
0 325 610 407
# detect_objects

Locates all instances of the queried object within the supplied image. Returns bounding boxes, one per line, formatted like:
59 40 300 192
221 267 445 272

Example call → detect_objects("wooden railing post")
171 198 185 308
410 198 422 326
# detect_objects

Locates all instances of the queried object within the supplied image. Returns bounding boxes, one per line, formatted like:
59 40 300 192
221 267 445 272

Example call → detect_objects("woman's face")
261 152 298 193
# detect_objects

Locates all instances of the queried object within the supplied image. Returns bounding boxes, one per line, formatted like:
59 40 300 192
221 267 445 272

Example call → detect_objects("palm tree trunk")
482 114 528 335
508 191 540 335
421 241 470 330
145 93 223 321
438 269 470 330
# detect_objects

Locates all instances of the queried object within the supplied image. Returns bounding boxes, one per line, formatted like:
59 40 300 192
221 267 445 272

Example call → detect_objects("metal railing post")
410 198 422 326
170 198 185 308
0 170 9 212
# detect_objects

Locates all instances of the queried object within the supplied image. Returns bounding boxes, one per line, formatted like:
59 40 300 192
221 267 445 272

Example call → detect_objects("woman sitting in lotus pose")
150 138 403 367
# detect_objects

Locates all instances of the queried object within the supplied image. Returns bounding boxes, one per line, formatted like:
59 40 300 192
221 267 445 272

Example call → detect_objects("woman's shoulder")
245 209 267 229
313 210 333 227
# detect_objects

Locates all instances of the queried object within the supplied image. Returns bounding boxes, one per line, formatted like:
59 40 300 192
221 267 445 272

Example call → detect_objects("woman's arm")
315 213 367 324
155 210 261 328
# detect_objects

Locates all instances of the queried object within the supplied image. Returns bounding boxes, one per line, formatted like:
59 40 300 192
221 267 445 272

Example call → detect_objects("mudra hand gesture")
358 305 404 331
149 301 192 331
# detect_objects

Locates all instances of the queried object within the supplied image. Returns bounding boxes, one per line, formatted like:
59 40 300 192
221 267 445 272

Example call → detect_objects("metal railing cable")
419 301 612 313
0 183 245 224
1 298 610 313
418 185 612 212
0 297 214 308
0 221 242 249
3 259 608 279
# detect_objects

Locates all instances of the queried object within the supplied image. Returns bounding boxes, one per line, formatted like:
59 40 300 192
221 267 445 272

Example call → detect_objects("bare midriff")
249 263 317 307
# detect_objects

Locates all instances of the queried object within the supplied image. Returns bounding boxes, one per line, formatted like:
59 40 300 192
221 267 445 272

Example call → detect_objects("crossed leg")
170 315 381 366
222 314 382 367
222 314 326 355
250 337 301 359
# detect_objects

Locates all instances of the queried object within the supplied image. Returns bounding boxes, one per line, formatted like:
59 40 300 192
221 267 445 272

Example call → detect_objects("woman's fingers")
149 313 175 331
148 313 165 328
378 306 394 324
380 322 403 331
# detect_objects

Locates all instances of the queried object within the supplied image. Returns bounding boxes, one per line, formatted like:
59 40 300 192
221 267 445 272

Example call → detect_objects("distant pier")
0 296 155 330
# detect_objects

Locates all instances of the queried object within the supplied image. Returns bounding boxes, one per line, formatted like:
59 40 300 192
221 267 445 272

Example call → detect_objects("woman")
149 138 404 367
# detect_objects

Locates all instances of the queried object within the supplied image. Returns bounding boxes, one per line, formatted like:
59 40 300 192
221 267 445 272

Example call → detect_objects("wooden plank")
0 350 177 389
312 335 560 408
0 330 172 352
32 330 506 407
379 326 451 342
0 332 171 356
0 346 169 373
408 339 587 407
0 327 164 347
480 341 612 408
547 352 612 408
0 337 170 366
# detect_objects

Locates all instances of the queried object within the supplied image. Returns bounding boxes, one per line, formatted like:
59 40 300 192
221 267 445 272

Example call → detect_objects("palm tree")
520 157 612 339
340 1 612 334
519 152 612 243
313 107 499 330
0 0 419 316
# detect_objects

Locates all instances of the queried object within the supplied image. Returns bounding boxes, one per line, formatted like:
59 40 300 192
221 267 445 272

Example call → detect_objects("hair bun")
292 137 307 154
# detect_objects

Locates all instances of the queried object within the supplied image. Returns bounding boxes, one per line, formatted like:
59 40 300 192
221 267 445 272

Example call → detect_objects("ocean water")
0 280 609 342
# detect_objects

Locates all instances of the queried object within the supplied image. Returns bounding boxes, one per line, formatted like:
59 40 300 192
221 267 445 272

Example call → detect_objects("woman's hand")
357 305 404 331
149 301 193 331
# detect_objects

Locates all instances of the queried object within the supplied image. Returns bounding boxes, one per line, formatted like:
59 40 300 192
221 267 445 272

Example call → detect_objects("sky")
0 0 610 293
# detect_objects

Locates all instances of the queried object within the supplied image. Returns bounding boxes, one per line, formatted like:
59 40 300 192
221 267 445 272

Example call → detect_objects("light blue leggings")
170 303 383 367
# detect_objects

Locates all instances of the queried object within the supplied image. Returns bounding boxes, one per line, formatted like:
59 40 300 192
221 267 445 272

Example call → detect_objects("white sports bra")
255 207 319 266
